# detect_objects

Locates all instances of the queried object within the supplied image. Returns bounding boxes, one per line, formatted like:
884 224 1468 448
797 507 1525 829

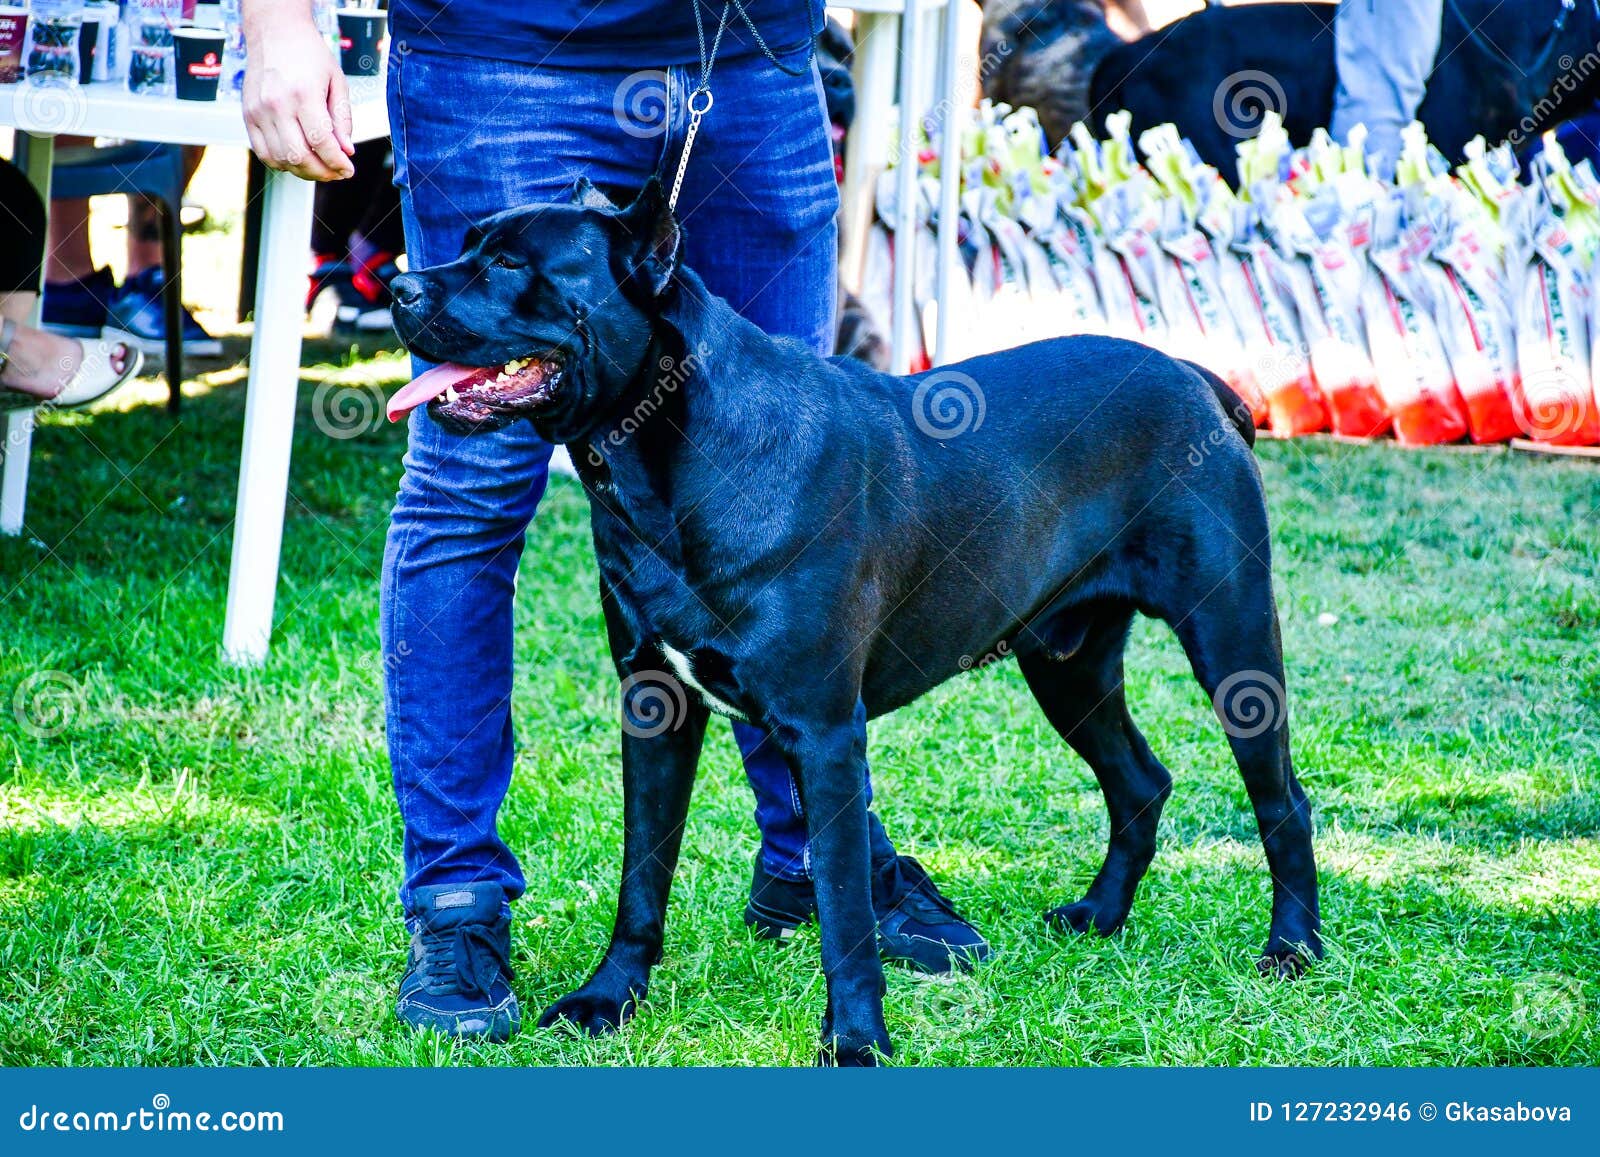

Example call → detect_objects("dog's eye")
493 253 525 270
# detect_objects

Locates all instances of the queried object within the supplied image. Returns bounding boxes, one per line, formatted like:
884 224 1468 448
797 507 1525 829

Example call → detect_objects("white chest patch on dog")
660 642 748 721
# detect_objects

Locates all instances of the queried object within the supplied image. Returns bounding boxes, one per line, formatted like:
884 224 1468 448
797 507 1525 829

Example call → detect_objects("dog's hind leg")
1168 561 1322 978
539 684 710 1036
1020 607 1173 938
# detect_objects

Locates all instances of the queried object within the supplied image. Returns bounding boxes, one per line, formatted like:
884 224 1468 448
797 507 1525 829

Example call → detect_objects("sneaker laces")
416 921 513 999
873 855 963 924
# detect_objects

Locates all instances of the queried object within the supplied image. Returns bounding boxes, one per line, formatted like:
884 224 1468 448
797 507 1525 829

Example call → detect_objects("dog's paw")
816 1034 891 1067
537 988 639 1037
1256 946 1317 981
1045 900 1125 938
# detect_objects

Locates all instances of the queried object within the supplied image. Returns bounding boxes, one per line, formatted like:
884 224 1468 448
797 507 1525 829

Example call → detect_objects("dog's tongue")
387 362 482 422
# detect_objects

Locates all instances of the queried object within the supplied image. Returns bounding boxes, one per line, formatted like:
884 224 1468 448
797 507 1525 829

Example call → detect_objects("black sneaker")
744 854 991 975
397 882 520 1041
872 854 991 974
744 859 817 943
42 267 116 337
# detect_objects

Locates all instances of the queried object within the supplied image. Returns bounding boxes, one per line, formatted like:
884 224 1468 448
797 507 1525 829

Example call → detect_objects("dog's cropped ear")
458 221 486 256
620 178 681 298
571 176 619 213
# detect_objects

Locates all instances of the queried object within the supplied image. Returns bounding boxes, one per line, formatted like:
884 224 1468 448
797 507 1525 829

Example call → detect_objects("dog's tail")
1183 359 1256 449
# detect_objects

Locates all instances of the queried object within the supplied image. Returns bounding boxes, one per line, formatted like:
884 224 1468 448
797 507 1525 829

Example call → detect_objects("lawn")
1 339 1597 1067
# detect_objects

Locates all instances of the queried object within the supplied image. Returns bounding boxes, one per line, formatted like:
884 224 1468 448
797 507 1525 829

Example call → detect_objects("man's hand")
241 2 354 181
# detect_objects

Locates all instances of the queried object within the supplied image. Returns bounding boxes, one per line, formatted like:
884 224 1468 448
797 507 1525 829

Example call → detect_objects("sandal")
0 319 144 411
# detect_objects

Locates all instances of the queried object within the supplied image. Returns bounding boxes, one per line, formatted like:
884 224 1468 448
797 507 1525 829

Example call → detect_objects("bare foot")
0 324 131 400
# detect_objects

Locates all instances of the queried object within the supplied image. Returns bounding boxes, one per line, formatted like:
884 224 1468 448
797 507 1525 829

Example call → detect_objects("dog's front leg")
539 686 709 1037
779 715 890 1066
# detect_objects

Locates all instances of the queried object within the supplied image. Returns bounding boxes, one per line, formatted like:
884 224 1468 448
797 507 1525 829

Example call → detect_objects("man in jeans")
242 0 988 1041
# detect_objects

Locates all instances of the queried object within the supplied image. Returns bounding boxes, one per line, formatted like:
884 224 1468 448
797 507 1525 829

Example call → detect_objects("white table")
0 75 389 665
833 0 964 369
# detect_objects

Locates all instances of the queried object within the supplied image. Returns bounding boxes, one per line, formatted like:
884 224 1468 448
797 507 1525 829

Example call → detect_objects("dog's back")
1092 2 1337 172
816 334 1266 716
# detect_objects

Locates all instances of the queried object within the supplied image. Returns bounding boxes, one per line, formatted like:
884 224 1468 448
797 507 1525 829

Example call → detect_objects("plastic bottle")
312 0 337 56
220 0 244 94
25 0 88 82
127 0 181 94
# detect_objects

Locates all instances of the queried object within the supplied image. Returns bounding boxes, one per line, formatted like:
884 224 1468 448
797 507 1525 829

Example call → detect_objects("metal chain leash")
665 0 817 212
668 88 714 213
668 1 731 212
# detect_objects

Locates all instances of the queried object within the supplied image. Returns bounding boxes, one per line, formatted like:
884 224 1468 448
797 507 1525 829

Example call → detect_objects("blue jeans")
381 46 891 910
1331 0 1443 179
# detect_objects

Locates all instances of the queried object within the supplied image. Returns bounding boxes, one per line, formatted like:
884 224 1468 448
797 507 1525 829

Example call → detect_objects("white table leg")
890 4 923 372
222 168 314 665
1 131 54 537
841 10 899 291
1 410 35 535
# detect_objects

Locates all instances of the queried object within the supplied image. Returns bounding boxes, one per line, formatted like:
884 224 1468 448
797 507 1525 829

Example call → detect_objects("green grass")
2 347 1597 1067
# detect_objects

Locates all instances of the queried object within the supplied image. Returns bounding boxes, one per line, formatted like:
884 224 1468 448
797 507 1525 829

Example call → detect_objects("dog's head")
387 178 681 441
979 0 1121 147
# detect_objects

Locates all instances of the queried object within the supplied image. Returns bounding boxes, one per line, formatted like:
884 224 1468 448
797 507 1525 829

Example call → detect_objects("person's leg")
125 147 203 278
673 50 986 970
42 139 113 333
308 141 401 330
0 158 45 309
42 193 116 336
670 50 891 883
106 147 219 356
386 47 663 910
1332 0 1445 178
383 48 667 1037
312 140 394 263
351 141 406 257
44 203 96 284
387 47 675 1043
0 159 132 396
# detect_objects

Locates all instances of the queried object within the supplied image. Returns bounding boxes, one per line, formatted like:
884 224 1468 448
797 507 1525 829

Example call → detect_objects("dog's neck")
570 266 827 537
579 269 795 457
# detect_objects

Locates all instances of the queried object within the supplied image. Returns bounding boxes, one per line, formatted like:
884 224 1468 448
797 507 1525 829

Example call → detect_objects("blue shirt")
389 1 825 67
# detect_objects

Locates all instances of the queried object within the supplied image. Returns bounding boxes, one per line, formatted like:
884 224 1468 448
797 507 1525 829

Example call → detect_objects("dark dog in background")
386 180 1321 1064
981 0 1600 173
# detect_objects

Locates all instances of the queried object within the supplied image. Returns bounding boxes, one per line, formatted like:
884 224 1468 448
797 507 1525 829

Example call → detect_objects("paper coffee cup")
173 25 224 101
0 7 27 85
336 8 386 77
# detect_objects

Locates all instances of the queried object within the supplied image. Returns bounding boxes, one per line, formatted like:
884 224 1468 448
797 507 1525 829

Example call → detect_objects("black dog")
983 0 1600 173
386 181 1321 1065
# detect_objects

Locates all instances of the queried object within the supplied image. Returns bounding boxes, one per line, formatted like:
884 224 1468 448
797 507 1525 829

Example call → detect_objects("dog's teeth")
444 385 459 404
504 358 525 374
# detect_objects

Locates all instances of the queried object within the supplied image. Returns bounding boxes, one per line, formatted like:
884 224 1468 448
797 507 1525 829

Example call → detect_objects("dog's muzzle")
387 356 565 432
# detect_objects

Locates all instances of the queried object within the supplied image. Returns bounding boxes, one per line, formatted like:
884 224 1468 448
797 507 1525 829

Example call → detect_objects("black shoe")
744 853 991 975
105 267 223 358
744 858 817 942
42 267 116 337
397 882 520 1041
872 854 991 974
